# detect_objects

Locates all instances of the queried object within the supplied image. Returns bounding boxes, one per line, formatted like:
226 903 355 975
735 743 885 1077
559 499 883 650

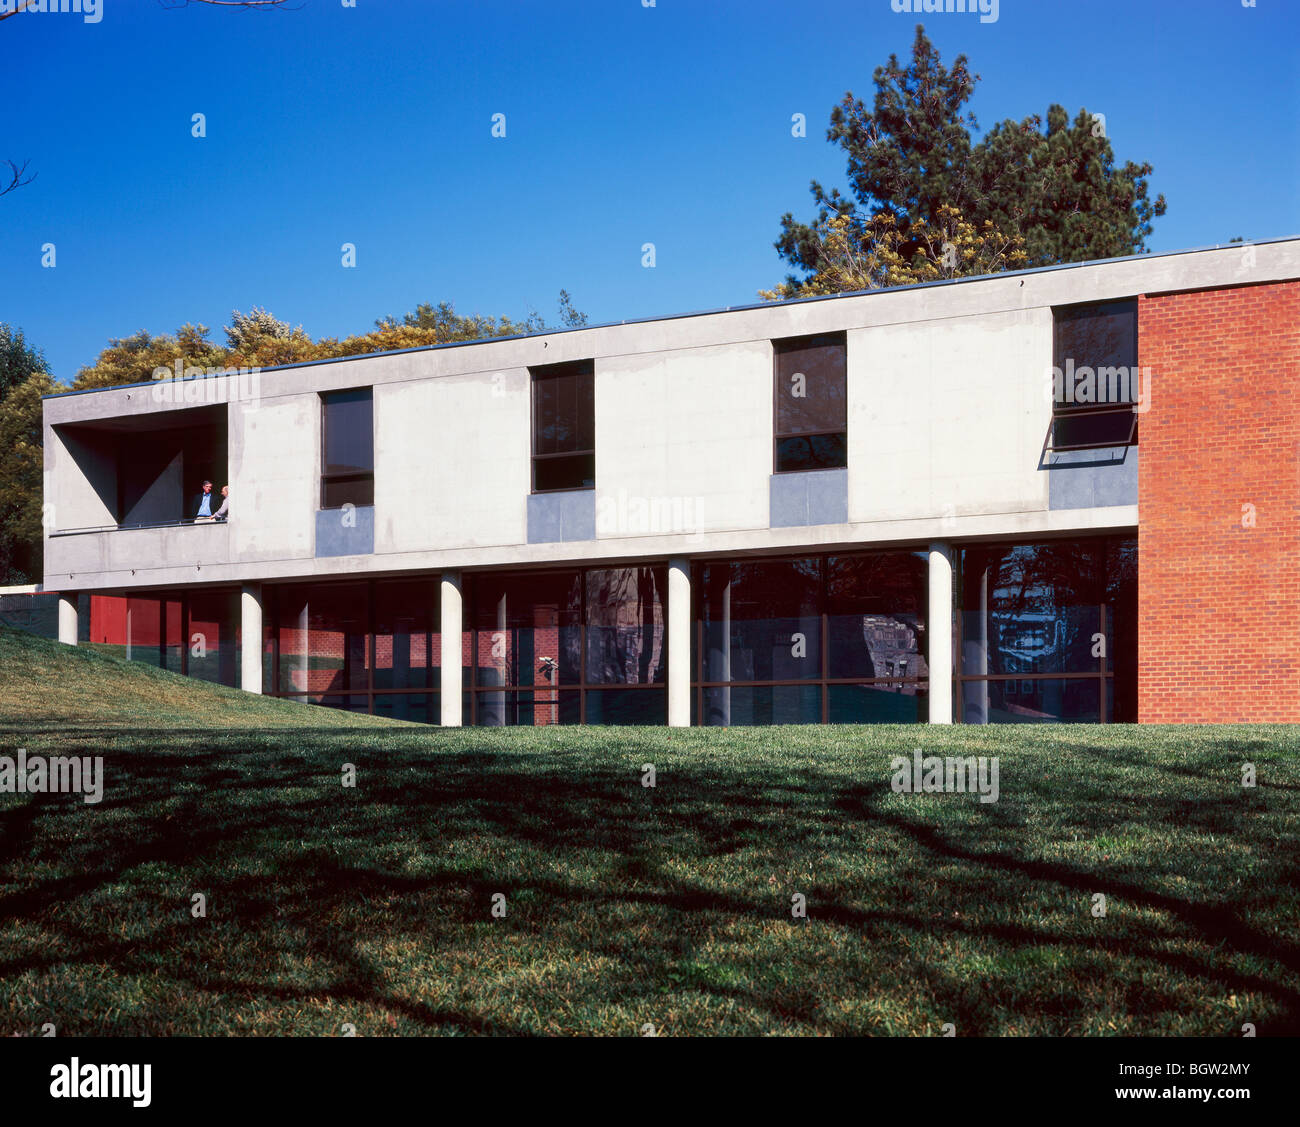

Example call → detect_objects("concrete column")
668 557 691 727
240 583 263 694
440 571 463 727
57 594 78 646
928 542 953 725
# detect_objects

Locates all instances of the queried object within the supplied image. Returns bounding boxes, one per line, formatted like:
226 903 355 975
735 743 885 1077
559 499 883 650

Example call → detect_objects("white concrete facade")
44 241 1299 593
36 240 1300 724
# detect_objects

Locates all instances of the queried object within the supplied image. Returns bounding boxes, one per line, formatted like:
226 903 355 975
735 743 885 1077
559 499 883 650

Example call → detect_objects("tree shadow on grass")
1 734 1298 1034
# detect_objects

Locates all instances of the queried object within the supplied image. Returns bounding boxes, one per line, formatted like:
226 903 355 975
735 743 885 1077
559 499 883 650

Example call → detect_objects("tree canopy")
71 291 587 391
770 26 1167 297
0 325 53 583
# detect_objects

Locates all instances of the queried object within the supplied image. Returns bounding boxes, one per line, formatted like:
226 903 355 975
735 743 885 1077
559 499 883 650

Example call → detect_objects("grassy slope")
0 628 1298 1036
0 627 406 729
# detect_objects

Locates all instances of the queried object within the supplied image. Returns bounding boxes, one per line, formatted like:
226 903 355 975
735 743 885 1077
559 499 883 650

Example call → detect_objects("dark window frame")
772 332 848 474
530 359 595 494
320 387 375 510
1047 300 1140 453
691 550 929 725
954 536 1137 724
464 565 667 726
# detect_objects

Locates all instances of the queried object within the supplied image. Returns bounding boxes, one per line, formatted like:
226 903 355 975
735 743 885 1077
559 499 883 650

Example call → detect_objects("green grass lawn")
1 627 1297 1035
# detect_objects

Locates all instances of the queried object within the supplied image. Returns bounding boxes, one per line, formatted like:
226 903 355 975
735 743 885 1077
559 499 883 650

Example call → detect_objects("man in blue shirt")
195 480 214 521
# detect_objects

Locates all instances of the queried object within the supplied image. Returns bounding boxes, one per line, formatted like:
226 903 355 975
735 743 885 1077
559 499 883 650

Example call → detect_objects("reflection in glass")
532 360 595 491
827 553 928 680
1052 300 1138 448
828 683 928 723
188 588 239 686
963 678 1101 724
374 579 439 692
774 333 847 472
585 567 665 684
703 684 821 726
700 559 822 687
276 582 369 695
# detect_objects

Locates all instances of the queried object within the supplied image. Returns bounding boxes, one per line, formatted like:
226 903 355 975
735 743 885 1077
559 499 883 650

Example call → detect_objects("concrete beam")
928 542 953 724
668 557 691 727
440 571 463 727
240 583 263 694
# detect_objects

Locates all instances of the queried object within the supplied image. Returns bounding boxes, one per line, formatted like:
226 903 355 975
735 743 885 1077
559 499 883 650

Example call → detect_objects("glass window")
471 570 582 689
774 333 847 472
585 567 665 684
321 388 374 508
276 582 369 695
703 684 821 726
374 579 439 691
187 588 240 686
828 683 928 723
1052 301 1138 449
122 596 183 670
699 559 822 683
373 693 438 724
961 543 1105 678
532 360 594 491
958 537 1136 725
826 552 928 680
963 678 1102 724
475 690 580 728
584 688 667 725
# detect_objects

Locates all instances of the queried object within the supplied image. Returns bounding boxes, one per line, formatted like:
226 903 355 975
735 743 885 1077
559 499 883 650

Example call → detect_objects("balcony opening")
54 404 228 531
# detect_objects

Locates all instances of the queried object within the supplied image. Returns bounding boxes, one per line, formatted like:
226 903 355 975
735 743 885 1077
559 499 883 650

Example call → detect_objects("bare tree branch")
0 159 35 199
156 0 299 9
0 1 38 23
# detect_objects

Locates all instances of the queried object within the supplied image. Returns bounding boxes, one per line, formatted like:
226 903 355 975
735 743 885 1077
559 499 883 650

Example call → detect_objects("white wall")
48 426 116 530
849 308 1051 524
230 397 316 562
595 341 772 539
48 238 1297 590
375 369 531 553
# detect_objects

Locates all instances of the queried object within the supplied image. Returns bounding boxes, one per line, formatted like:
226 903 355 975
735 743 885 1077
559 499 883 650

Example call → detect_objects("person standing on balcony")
213 485 230 522
195 480 214 521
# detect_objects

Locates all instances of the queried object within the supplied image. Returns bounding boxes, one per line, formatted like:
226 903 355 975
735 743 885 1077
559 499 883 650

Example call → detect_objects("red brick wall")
1138 280 1300 722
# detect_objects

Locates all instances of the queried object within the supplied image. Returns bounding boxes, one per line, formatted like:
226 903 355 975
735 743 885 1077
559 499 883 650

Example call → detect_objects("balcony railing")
50 517 229 537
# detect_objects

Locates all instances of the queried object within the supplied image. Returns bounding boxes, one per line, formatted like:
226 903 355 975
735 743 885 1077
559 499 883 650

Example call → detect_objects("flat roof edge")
43 235 1300 401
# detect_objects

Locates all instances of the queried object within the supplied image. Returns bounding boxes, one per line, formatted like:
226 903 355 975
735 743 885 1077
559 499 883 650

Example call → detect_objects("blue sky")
2 0 1297 383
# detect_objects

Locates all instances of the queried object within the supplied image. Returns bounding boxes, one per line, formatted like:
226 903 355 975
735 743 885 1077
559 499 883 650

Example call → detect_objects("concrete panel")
596 342 771 538
375 371 529 553
849 308 1052 524
527 490 595 543
771 469 848 528
43 502 1138 592
1047 447 1139 510
51 426 116 530
230 398 315 562
123 451 182 526
316 505 375 557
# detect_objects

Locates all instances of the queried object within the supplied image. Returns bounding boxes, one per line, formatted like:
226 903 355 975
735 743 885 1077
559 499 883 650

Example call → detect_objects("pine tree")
772 26 1166 294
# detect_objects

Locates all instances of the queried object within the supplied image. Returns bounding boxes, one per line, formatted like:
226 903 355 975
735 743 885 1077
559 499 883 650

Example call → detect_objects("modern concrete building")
41 239 1300 725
